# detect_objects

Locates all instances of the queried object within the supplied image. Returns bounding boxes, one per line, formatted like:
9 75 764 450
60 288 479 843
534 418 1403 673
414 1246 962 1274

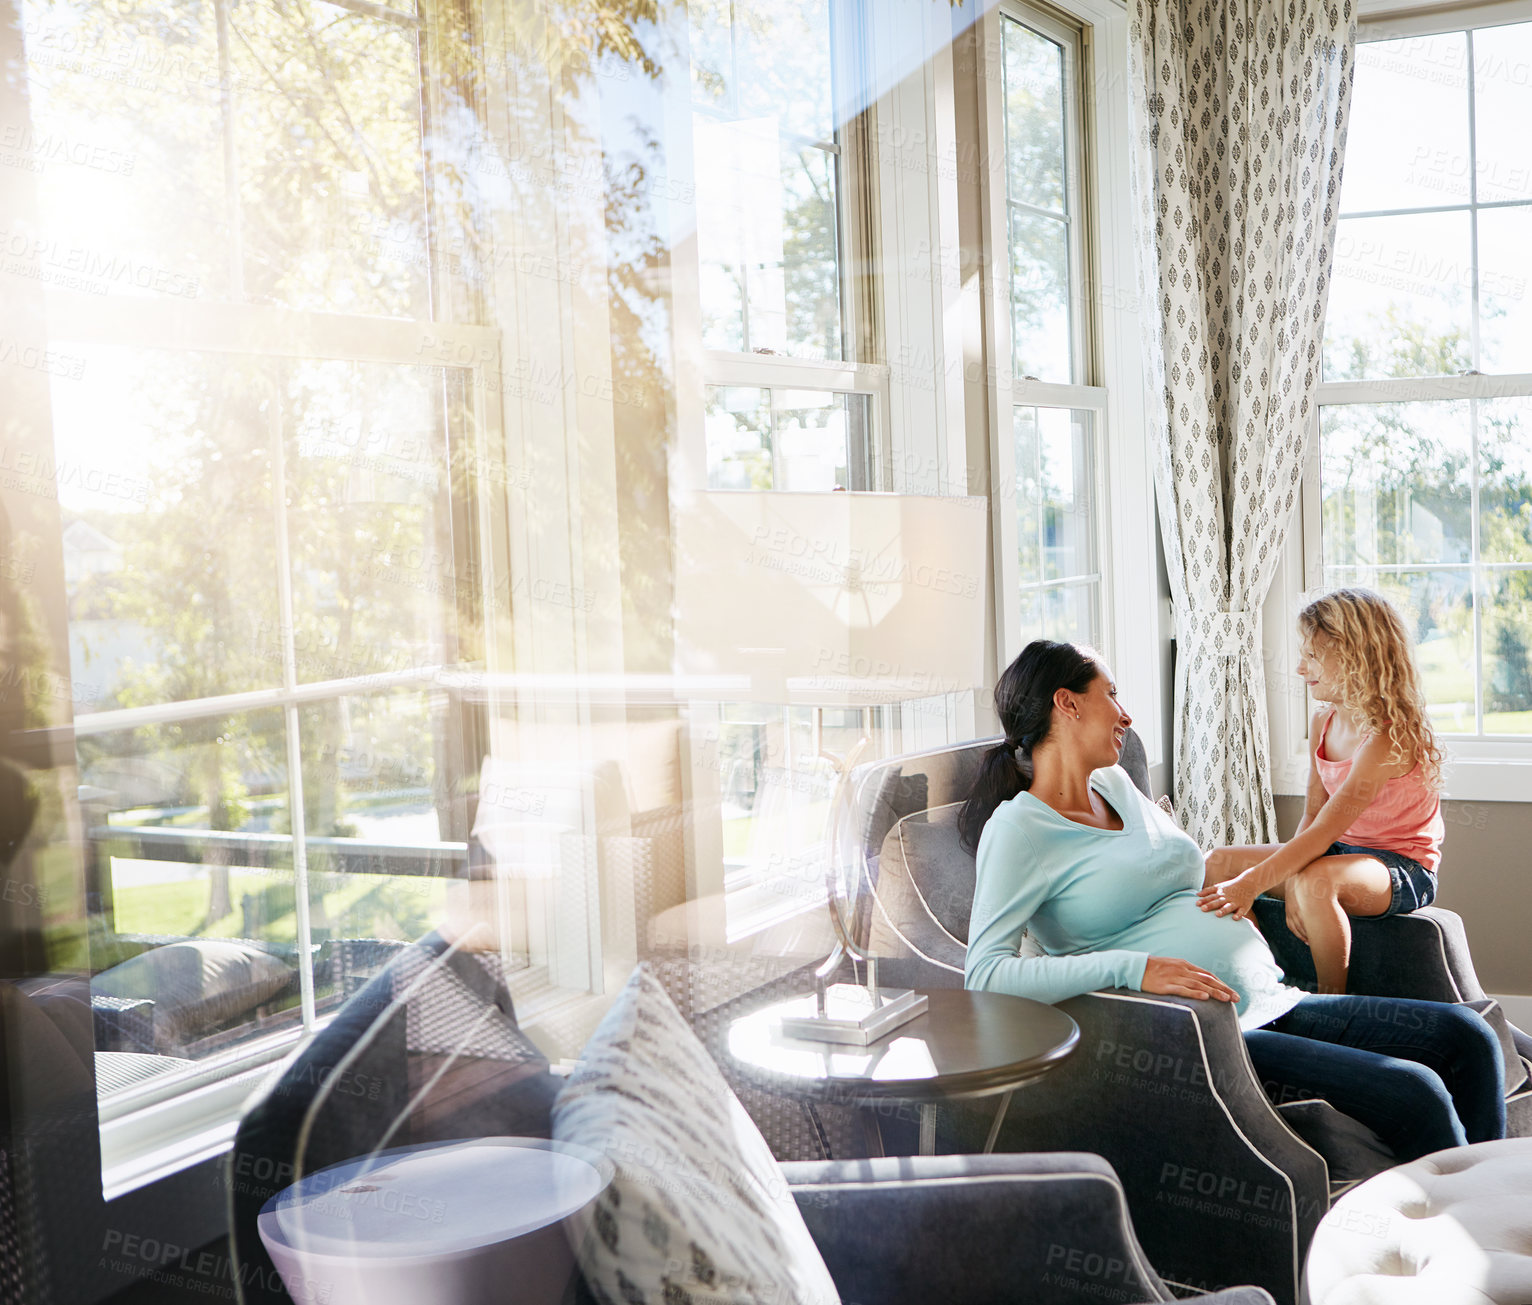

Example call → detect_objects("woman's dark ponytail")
957 640 1100 852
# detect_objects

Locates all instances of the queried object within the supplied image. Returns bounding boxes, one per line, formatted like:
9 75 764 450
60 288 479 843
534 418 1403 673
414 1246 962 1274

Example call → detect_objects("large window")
1319 20 1532 741
19 0 505 1188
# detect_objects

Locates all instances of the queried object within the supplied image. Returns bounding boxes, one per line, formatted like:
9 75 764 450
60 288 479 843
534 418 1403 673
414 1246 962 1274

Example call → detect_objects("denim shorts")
1322 841 1438 915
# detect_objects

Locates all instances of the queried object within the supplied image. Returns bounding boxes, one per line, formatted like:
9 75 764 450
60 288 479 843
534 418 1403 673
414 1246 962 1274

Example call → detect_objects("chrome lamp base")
776 982 929 1045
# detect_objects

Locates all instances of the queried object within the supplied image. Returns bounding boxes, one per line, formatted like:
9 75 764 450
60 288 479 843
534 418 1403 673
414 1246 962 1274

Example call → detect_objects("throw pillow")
93 939 293 1051
552 964 840 1305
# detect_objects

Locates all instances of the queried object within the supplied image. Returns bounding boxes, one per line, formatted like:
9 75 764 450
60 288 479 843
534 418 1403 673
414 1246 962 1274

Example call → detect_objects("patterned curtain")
1128 0 1358 847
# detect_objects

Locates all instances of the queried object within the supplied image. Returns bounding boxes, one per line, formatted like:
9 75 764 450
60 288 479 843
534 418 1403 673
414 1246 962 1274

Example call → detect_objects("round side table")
258 1136 612 1305
722 987 1079 1156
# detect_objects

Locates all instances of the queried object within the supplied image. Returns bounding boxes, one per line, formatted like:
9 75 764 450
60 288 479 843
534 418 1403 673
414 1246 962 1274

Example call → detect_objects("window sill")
99 1028 310 1201
725 878 828 944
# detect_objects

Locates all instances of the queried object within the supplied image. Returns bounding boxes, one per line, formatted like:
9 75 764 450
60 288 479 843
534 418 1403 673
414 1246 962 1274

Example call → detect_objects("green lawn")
109 863 448 945
1417 631 1532 736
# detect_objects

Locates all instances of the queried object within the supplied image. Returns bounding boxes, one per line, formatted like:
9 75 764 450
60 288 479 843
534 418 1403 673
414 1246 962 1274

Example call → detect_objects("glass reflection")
1342 33 1471 214
1324 212 1473 381
4 0 1043 1276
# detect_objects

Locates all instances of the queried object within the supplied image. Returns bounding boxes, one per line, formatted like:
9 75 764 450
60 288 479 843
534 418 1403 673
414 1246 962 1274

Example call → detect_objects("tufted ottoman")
1305 1138 1532 1304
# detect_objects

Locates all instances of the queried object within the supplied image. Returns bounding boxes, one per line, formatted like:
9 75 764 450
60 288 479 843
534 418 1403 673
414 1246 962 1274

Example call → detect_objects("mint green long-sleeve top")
964 765 1304 1031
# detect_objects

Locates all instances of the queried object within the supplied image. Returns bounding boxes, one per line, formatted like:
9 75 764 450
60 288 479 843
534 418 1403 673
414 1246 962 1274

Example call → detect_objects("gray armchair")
788 1152 1272 1305
849 732 1532 1305
228 934 1274 1305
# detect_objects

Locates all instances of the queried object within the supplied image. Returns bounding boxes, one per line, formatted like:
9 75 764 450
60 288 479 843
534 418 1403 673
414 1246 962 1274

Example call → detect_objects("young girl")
1197 588 1445 994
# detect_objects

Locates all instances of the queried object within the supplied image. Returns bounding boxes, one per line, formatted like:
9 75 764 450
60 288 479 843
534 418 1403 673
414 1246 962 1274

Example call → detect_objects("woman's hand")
1197 871 1261 920
1140 957 1240 1003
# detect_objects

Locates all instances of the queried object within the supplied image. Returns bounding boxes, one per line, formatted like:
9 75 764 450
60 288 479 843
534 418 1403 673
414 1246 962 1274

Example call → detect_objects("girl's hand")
1284 895 1309 943
1140 957 1240 1003
1196 872 1260 920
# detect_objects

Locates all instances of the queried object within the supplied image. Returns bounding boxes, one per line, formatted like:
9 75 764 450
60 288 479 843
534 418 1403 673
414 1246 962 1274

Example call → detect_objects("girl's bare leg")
1286 855 1393 994
1201 844 1284 890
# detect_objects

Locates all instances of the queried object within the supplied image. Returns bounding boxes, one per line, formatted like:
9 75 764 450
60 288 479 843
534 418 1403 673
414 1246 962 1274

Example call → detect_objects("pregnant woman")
960 640 1504 1161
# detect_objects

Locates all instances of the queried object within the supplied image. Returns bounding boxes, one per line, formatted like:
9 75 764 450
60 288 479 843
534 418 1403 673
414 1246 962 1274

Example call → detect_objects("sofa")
850 732 1532 1305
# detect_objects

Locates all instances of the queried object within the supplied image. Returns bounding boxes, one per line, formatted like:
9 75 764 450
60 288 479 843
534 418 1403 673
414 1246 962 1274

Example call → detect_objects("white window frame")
976 0 1162 768
1276 0 1532 801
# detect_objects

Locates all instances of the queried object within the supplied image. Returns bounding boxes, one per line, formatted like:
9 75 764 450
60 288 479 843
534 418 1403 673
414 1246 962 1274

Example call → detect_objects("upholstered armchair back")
859 730 1150 970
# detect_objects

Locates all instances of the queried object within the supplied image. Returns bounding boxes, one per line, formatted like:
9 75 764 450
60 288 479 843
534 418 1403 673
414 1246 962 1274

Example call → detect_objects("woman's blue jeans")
1243 994 1506 1161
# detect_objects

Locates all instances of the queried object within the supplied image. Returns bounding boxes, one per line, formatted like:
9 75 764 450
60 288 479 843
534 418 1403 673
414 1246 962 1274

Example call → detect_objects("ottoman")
1305 1138 1532 1305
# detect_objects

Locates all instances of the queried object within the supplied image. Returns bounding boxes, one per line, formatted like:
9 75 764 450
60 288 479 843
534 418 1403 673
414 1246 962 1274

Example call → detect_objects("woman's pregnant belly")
1093 890 1304 1029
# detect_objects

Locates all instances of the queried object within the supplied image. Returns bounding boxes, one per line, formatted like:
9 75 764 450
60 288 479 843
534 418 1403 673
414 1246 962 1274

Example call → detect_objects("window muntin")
1317 20 1532 741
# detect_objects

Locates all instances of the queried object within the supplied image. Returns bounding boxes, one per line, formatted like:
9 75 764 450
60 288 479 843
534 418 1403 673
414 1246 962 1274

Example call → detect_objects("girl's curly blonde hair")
1299 588 1443 790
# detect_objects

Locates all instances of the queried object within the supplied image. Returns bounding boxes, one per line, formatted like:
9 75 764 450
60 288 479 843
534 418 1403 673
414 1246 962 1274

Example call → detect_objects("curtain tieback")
1183 608 1256 658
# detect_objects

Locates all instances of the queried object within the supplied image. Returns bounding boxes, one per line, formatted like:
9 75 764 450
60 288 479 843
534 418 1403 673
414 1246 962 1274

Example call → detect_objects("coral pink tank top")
1314 709 1443 873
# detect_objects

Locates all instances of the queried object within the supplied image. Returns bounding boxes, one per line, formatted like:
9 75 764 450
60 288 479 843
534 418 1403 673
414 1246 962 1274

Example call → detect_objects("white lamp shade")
673 490 988 702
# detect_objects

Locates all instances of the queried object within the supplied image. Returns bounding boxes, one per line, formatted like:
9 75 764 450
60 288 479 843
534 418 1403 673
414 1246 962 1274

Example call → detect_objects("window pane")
1040 407 1095 581
694 122 840 359
1342 34 1471 213
715 704 836 940
18 0 431 317
1327 568 1476 734
1479 397 1532 564
20 0 231 299
691 0 834 144
83 708 296 1070
1002 17 1066 214
705 387 871 490
285 360 463 682
1484 571 1532 734
1016 406 1096 647
1010 209 1071 382
690 0 840 361
297 689 459 948
1472 23 1532 205
1476 206 1532 374
737 0 834 143
230 0 429 317
1319 401 1471 567
1014 407 1043 583
1018 586 1042 639
55 347 281 709
705 387 772 489
1324 212 1473 379
774 390 850 491
776 144 841 359
1041 580 1097 646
